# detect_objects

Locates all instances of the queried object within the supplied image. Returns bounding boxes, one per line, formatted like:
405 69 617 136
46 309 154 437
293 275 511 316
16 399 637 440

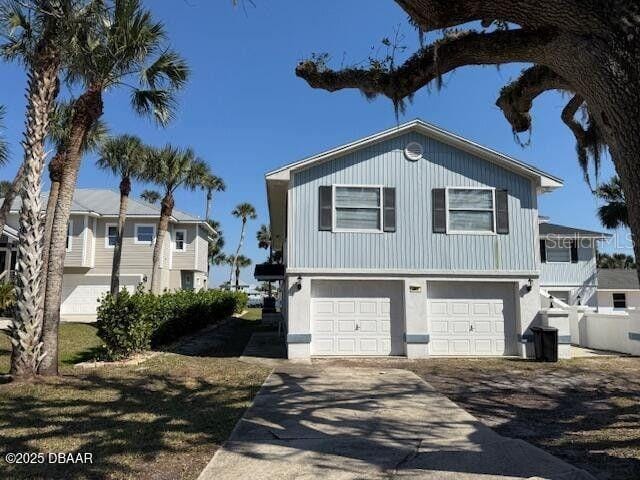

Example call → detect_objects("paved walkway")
198 365 595 480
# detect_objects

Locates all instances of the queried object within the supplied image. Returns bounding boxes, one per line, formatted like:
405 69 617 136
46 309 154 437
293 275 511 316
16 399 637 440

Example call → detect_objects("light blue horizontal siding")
290 132 537 271
540 245 597 286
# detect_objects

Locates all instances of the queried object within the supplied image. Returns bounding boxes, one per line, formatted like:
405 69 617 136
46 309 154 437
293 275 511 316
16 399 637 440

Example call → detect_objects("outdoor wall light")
526 278 533 292
295 276 302 291
142 275 148 283
576 295 581 306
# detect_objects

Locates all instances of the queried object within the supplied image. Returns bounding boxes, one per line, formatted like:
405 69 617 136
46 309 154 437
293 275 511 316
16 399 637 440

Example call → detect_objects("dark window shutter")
540 240 547 263
570 240 578 263
383 187 396 232
318 186 332 231
432 188 446 233
495 189 509 234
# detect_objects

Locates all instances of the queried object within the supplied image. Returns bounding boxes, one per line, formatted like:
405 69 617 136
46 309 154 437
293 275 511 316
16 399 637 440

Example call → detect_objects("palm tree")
229 203 257 286
96 135 148 295
0 180 13 198
0 1 67 378
596 176 628 230
201 174 225 221
42 101 108 288
40 0 189 376
256 224 272 261
206 219 225 273
144 145 210 293
140 189 161 205
227 254 251 291
597 252 636 269
256 224 273 296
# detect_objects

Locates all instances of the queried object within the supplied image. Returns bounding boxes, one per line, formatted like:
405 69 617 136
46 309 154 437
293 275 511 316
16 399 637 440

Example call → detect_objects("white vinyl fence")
578 311 640 355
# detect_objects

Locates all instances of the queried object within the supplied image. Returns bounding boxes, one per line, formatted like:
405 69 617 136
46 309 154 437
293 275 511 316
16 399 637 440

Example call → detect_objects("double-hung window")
447 188 495 233
135 224 156 245
174 229 186 251
333 186 382 232
105 223 118 248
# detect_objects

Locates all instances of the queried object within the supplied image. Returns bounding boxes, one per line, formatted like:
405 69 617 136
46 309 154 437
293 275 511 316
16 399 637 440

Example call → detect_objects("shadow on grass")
0 368 263 480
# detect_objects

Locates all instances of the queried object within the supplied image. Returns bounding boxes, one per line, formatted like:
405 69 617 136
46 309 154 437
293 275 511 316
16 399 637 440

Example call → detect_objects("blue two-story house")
261 119 603 359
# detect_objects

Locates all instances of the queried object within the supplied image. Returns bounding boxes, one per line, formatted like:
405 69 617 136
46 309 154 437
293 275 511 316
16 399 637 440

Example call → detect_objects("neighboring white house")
538 220 610 307
258 119 575 360
597 269 640 313
1 189 214 320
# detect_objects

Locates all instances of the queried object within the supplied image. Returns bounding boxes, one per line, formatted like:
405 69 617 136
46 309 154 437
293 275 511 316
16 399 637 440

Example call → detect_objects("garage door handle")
469 325 474 332
355 325 359 331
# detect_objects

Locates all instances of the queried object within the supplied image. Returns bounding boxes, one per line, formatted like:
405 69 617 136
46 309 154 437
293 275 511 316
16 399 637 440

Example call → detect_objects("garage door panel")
337 302 356 314
313 301 334 315
473 303 491 315
337 338 357 354
452 320 471 334
451 340 471 355
428 282 513 357
431 319 448 333
311 290 400 356
315 319 334 333
451 303 470 315
474 320 492 334
338 320 356 332
429 302 447 315
359 302 377 314
359 319 378 333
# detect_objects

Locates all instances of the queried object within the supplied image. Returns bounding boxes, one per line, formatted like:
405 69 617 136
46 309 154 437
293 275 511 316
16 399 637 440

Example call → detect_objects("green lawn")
0 308 270 480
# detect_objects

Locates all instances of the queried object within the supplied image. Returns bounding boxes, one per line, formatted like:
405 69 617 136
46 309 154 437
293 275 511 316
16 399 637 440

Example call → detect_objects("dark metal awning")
254 263 285 281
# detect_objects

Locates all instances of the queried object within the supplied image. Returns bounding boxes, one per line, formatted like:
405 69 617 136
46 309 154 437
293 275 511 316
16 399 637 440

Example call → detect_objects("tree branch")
496 65 571 133
394 0 610 34
561 94 587 146
296 28 555 103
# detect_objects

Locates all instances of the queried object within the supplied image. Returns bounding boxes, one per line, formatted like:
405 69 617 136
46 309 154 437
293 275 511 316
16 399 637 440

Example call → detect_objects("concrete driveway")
198 365 595 480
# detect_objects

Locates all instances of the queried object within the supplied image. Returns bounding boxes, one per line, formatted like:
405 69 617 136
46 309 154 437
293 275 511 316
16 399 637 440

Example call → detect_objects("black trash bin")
530 326 558 362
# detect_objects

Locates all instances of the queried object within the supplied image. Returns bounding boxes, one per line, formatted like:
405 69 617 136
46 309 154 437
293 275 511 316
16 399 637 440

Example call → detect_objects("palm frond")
130 89 175 126
141 50 189 90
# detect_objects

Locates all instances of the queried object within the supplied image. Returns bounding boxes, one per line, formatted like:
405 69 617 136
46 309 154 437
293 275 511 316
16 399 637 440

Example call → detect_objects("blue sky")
0 0 627 284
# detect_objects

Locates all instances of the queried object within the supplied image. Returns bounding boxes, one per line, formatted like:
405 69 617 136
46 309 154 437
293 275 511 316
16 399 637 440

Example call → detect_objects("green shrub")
96 288 247 360
96 289 157 360
0 282 15 316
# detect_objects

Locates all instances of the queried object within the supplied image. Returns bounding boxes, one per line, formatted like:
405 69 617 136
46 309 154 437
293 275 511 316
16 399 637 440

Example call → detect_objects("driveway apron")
198 365 595 480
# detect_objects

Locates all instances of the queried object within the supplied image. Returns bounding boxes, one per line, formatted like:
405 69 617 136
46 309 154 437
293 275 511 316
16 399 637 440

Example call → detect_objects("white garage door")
61 275 140 316
312 297 392 355
428 282 516 356
310 280 404 356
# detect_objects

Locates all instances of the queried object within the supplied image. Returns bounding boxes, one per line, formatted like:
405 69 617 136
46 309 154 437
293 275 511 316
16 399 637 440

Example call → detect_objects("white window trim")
445 187 496 235
105 222 117 249
544 240 572 264
174 228 187 252
332 184 384 234
612 292 627 309
66 219 73 252
135 223 156 245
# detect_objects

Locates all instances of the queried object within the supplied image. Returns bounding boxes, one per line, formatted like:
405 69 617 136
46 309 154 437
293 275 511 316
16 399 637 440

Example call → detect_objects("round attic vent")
404 141 423 161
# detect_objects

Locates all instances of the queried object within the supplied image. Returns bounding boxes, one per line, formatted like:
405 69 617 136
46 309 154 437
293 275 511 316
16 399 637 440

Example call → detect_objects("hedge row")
96 288 247 360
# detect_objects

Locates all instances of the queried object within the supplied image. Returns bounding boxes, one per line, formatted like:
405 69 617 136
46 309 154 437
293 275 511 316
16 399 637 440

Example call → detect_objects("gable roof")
5 188 213 232
598 269 640 290
539 222 610 239
266 119 563 190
